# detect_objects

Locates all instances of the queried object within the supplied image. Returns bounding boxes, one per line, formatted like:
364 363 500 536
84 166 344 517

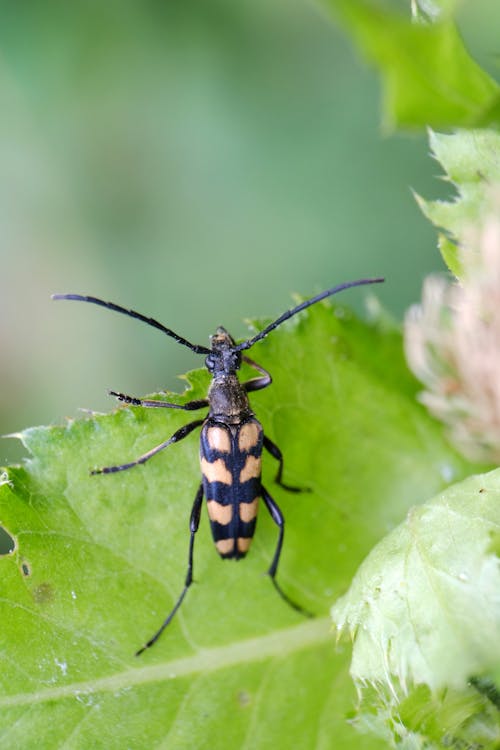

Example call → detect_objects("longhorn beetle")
53 277 384 654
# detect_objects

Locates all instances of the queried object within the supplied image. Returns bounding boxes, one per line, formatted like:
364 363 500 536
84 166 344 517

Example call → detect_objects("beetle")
53 277 383 654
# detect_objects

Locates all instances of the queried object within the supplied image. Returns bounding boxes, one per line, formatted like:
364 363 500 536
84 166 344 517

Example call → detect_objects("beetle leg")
263 435 310 493
241 356 272 393
262 486 312 617
91 418 204 475
109 390 208 411
136 483 204 655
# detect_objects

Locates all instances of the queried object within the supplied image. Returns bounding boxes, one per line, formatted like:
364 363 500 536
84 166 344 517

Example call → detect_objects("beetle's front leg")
241 356 272 393
109 390 208 411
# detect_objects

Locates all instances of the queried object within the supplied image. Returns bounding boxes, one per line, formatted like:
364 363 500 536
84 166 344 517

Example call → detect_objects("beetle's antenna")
52 294 211 355
235 277 384 352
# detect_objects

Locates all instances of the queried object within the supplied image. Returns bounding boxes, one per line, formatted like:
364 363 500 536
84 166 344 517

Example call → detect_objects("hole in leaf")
0 526 16 555
21 561 31 577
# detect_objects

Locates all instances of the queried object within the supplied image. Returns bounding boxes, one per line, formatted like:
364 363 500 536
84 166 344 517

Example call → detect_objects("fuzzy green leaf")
417 128 500 276
0 301 473 748
325 0 500 130
332 470 500 748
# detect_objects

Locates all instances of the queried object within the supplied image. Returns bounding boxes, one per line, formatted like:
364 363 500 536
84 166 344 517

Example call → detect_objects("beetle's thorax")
208 374 252 423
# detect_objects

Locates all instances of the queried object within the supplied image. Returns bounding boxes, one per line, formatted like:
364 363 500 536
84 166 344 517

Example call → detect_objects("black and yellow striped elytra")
52 277 384 655
201 417 263 560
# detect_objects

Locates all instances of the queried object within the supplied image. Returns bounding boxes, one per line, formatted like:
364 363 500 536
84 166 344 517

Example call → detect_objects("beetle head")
205 327 242 375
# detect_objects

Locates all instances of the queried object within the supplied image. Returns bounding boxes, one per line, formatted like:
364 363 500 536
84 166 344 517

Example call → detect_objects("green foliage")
416 129 500 276
317 7 500 747
3 3 500 749
0 303 474 749
325 0 500 130
333 471 500 747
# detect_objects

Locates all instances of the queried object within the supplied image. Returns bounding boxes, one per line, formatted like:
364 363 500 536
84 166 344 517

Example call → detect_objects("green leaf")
332 470 500 747
324 0 500 130
0 301 474 748
417 128 500 275
436 232 462 278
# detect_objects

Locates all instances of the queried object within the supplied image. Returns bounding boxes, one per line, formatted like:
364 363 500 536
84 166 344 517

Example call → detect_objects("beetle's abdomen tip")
215 538 252 558
219 551 248 561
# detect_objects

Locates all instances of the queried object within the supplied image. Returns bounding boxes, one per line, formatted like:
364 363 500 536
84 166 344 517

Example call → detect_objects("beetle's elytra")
53 277 384 654
201 417 263 558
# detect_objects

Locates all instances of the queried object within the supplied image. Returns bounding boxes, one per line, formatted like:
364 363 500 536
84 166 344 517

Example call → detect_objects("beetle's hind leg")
136 483 204 656
263 435 310 493
91 419 204 475
262 486 312 618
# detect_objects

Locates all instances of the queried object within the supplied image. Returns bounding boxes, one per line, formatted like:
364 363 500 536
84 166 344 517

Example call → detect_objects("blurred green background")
1 0 498 463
